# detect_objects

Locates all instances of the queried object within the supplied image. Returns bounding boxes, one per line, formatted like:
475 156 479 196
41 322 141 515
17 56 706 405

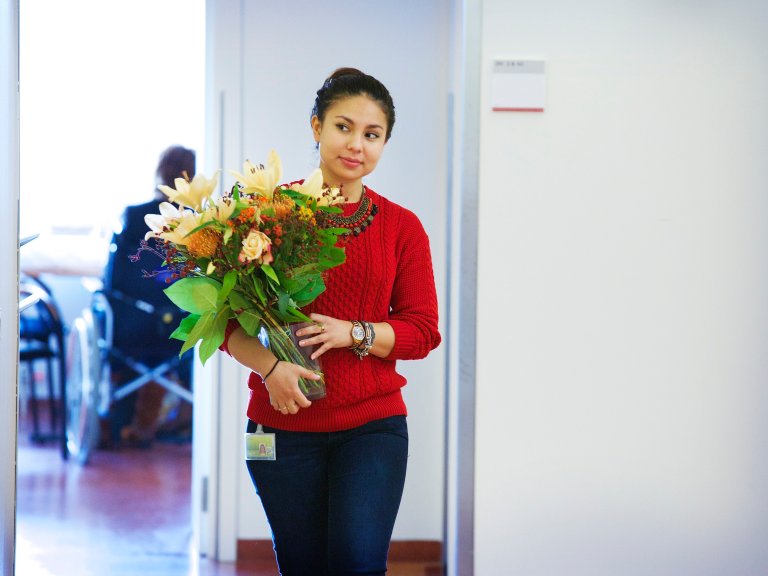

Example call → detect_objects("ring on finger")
319 323 325 333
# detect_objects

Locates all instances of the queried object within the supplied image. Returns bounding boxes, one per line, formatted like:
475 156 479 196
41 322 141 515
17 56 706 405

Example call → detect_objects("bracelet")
353 321 375 359
263 358 280 381
365 321 376 347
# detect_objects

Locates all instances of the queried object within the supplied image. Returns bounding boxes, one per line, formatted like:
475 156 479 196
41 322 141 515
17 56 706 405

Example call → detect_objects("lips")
339 156 362 168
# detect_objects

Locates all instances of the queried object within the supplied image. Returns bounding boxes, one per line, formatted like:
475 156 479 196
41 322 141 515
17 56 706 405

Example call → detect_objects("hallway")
16 437 222 575
16 425 441 575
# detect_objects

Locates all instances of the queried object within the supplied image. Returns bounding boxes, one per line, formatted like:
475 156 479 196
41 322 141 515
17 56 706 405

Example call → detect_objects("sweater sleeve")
387 209 441 360
219 318 241 356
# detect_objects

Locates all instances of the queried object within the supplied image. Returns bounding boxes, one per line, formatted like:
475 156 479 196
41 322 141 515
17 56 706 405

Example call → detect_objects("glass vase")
258 318 326 400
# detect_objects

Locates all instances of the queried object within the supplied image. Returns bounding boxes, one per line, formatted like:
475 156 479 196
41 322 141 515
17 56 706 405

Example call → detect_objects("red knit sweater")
220 186 441 432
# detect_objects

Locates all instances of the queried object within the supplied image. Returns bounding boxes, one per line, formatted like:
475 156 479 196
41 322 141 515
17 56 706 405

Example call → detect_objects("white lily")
230 150 282 197
145 207 201 246
164 210 203 246
293 168 343 207
144 202 181 239
204 196 237 223
159 171 220 212
293 168 323 198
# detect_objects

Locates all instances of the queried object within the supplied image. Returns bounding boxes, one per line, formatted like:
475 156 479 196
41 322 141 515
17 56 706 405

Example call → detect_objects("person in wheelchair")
102 145 196 447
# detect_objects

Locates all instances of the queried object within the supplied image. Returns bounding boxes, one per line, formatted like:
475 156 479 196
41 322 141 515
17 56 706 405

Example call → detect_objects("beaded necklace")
321 185 378 237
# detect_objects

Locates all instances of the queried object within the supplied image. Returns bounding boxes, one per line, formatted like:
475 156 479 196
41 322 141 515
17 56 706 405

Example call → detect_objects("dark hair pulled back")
156 145 196 188
311 67 396 141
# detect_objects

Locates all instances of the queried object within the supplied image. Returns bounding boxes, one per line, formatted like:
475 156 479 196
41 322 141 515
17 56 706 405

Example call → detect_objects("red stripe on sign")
492 107 545 112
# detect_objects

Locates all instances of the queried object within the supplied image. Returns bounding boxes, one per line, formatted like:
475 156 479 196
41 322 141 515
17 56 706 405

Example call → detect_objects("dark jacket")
104 199 183 358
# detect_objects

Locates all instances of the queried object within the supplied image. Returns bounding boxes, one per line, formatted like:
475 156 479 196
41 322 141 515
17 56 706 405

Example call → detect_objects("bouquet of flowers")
141 150 346 398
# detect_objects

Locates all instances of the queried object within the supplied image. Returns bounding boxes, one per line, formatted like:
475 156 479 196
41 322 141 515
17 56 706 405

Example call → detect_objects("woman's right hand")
264 361 317 415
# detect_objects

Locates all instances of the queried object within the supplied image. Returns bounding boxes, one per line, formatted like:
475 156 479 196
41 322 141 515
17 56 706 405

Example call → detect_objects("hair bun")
328 67 364 82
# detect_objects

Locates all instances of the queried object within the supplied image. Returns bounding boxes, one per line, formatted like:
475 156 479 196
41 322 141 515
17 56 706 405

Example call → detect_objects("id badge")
245 424 276 461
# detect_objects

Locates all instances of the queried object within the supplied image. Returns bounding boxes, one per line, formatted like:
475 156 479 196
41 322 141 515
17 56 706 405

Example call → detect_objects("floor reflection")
16 418 440 575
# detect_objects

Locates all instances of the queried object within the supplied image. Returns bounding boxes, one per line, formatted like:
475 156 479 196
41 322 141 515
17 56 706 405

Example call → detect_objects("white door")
1 2 20 574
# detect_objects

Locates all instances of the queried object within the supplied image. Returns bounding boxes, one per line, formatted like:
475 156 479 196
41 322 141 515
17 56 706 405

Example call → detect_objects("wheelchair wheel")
91 291 113 418
65 310 102 464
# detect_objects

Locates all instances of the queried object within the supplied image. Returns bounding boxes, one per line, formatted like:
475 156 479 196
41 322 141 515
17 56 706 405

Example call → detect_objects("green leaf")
261 264 280 284
284 307 312 322
279 188 308 205
186 219 223 237
321 245 346 262
277 291 292 316
292 276 326 307
179 310 214 356
218 270 237 307
318 248 346 269
251 274 267 305
281 275 308 295
287 263 321 279
198 307 230 364
164 277 221 314
169 313 201 341
228 290 251 312
236 308 262 336
320 227 348 238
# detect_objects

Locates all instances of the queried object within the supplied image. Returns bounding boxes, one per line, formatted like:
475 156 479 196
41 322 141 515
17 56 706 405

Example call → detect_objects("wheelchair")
65 286 193 464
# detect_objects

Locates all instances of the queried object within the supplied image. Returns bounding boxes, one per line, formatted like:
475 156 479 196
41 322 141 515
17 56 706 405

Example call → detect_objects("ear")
310 115 322 143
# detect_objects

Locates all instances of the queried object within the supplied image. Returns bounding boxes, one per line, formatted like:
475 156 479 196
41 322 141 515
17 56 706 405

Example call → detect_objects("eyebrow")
334 115 384 131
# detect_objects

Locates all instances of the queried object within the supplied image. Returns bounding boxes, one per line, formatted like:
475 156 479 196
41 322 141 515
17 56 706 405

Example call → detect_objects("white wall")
204 0 450 552
475 1 768 574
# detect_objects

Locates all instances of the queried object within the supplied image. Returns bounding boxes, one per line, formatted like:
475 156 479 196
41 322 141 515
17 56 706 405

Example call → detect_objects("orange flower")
187 228 221 258
236 206 257 224
273 194 295 219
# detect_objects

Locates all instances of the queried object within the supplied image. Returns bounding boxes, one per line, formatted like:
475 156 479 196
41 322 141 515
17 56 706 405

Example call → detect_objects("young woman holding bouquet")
221 68 441 575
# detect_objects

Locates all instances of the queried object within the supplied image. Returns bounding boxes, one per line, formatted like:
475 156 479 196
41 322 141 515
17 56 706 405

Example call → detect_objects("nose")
347 132 363 151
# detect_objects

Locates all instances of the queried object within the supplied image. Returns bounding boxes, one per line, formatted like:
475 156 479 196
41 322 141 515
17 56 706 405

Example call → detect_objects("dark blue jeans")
245 415 409 576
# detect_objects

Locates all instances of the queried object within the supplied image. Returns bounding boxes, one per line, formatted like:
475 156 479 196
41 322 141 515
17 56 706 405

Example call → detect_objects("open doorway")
16 0 205 572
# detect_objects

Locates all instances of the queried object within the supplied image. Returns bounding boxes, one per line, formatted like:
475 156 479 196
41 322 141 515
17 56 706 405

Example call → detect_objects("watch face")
352 325 365 340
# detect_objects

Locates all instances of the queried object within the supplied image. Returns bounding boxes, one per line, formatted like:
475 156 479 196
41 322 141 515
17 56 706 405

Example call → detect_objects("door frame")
1 0 20 573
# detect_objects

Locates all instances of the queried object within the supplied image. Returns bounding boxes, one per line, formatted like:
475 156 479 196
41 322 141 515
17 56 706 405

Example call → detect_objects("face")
311 94 388 199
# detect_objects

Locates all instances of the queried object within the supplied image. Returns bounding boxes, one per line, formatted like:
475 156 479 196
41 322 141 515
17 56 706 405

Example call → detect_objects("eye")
365 132 381 140
336 123 350 132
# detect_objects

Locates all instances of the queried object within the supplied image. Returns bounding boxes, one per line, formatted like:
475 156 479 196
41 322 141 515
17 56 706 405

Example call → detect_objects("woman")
221 68 441 575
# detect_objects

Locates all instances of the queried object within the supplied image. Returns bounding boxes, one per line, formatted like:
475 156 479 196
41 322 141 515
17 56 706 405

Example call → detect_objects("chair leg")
46 357 58 434
27 360 42 442
59 354 69 460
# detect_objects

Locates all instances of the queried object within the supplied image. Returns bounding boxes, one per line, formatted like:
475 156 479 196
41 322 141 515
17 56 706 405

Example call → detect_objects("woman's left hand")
295 313 354 359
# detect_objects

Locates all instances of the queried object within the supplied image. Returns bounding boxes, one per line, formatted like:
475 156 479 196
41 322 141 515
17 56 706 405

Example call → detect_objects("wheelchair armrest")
98 288 156 315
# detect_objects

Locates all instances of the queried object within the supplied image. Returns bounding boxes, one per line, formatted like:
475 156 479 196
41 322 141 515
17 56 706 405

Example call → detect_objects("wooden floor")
16 417 441 576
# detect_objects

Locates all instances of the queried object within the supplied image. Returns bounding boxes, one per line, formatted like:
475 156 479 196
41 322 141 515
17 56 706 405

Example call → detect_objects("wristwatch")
350 321 366 349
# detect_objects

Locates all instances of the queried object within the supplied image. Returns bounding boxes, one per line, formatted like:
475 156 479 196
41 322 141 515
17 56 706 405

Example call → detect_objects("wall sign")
491 60 546 112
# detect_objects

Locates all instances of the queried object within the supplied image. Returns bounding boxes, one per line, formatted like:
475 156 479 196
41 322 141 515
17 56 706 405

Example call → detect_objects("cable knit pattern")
220 186 441 432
